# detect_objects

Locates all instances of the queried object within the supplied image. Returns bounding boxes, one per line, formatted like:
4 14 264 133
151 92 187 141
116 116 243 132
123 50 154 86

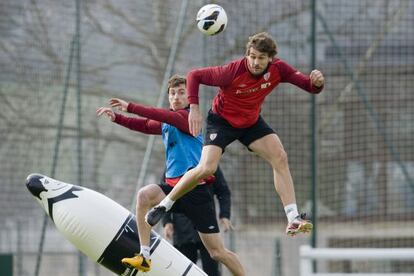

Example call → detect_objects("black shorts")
158 182 219 234
204 110 275 152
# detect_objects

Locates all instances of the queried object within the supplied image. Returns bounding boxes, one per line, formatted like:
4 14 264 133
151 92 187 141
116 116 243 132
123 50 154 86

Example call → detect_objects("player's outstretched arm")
108 98 191 134
97 103 162 135
277 60 324 93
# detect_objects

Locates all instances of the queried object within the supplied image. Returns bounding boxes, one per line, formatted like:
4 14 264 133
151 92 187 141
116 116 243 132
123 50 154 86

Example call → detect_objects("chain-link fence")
1 0 413 275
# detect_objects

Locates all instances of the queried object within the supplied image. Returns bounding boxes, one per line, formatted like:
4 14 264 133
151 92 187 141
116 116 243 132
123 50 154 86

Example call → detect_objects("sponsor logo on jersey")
235 87 259 94
235 81 272 94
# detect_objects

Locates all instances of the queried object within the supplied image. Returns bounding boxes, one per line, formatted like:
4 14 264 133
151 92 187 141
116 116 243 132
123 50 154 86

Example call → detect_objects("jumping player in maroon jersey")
146 32 325 236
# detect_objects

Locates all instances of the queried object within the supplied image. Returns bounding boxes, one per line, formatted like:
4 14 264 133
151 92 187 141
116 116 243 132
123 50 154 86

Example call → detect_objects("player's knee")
136 189 150 207
208 248 225 262
210 247 236 263
198 163 217 178
272 148 288 168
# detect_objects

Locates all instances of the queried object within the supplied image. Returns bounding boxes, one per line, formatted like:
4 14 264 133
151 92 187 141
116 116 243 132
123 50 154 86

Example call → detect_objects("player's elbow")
186 69 199 81
187 67 207 82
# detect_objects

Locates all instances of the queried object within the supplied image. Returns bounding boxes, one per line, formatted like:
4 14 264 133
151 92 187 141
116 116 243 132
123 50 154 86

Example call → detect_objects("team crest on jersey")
264 72 270 81
209 133 217 141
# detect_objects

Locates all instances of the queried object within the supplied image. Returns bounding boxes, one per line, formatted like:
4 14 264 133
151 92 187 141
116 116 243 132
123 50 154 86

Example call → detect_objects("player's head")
167 74 188 111
245 32 277 76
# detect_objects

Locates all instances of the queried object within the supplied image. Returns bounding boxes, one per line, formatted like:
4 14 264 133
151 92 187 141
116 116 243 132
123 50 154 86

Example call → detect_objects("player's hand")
109 98 128 112
189 104 202 136
163 223 174 240
310 70 324 88
219 218 234 232
96 107 115 121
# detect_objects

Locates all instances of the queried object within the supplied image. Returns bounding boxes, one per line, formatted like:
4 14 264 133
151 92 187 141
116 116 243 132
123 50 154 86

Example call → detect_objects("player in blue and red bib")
147 32 325 236
96 75 245 275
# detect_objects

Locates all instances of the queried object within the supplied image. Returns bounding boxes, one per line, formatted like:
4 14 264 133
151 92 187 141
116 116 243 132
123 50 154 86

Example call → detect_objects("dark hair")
245 32 278 57
167 74 186 92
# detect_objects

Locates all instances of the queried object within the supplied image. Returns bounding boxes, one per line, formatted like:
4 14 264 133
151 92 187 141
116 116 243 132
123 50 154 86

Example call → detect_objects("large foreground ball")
196 4 227 36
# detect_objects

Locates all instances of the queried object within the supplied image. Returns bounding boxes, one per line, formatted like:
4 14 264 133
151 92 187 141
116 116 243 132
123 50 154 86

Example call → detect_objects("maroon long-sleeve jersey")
114 103 191 135
187 57 323 128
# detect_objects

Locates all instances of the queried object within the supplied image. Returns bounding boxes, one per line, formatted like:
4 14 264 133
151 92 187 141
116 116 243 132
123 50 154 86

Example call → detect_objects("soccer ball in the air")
196 4 227 36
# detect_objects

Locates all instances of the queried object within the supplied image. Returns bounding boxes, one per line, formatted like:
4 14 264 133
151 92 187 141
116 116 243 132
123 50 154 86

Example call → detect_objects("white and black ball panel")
196 4 227 36
196 4 223 20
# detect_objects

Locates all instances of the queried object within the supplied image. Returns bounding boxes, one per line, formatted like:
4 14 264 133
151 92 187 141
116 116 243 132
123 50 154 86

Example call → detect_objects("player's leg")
176 243 198 263
238 116 296 207
146 145 223 226
198 241 221 276
199 233 245 276
248 133 312 235
122 184 166 271
136 184 167 247
249 133 296 206
183 186 245 276
239 116 312 236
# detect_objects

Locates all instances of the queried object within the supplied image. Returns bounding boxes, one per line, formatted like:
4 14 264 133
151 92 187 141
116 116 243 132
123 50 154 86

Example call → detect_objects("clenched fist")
310 70 324 88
